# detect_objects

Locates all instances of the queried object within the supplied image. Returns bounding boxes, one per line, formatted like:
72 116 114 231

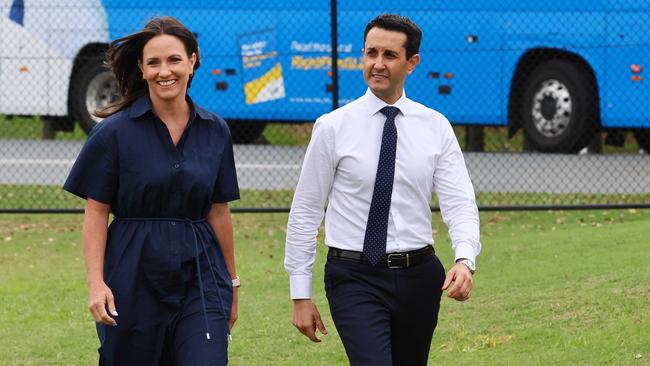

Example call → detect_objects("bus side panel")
414 11 504 125
1 4 50 115
105 1 332 122
603 12 650 128
336 10 365 107
338 7 505 125
340 0 609 13
0 0 109 116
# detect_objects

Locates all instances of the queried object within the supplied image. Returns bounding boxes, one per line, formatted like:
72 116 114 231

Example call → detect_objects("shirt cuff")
289 274 312 299
453 242 478 264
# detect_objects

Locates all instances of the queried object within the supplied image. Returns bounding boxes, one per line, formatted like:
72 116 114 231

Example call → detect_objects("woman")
64 17 239 365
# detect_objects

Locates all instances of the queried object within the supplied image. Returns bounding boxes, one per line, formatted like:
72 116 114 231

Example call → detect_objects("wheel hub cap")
85 71 118 123
531 79 572 138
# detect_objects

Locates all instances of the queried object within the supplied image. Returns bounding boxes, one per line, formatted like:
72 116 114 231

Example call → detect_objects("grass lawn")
0 116 87 141
0 185 298 211
2 184 649 211
1 210 649 365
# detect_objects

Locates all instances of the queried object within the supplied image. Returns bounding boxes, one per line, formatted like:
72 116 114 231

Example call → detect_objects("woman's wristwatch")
231 276 241 287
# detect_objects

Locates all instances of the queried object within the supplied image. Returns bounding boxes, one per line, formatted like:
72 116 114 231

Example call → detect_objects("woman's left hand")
228 287 238 331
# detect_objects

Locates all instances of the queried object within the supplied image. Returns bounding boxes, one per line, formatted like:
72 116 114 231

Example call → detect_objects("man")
285 14 481 366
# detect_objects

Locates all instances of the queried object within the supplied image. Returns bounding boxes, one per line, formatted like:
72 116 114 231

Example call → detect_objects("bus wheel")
521 60 597 153
634 130 650 152
227 121 267 144
70 56 118 134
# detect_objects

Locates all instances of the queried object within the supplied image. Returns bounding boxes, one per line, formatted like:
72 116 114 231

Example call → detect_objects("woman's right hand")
88 280 118 326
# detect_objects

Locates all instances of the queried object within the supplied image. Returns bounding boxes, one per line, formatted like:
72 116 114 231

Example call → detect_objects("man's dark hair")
363 14 422 59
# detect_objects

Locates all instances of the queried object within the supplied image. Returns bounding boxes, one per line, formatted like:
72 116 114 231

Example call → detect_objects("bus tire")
520 60 597 153
227 121 266 144
634 130 650 152
70 56 118 134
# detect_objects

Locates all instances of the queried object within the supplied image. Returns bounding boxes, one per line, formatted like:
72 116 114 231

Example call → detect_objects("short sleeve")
211 122 240 203
63 125 119 204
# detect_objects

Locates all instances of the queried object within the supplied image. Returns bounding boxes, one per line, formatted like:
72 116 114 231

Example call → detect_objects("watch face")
462 259 475 271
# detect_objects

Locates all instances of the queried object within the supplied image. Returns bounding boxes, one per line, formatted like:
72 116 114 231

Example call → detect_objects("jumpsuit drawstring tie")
114 217 231 342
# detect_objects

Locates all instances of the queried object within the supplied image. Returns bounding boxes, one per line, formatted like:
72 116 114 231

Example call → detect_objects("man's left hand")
442 263 474 301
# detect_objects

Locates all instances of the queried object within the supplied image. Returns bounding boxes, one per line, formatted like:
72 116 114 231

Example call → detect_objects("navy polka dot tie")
363 106 400 265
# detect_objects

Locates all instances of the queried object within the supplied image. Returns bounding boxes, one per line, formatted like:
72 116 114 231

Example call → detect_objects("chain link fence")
1 0 649 212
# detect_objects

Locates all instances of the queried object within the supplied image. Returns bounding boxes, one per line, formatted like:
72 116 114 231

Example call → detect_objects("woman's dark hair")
363 14 422 60
95 16 200 118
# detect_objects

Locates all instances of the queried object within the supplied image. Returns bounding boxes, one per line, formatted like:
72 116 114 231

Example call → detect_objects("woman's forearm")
208 203 236 279
83 199 111 285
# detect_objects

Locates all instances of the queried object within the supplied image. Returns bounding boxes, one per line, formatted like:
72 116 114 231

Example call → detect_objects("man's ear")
407 54 420 75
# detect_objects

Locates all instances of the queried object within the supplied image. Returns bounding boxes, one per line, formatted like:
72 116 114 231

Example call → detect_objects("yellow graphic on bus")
244 63 286 105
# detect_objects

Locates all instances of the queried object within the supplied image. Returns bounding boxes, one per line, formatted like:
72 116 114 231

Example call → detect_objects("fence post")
330 0 339 111
41 118 57 140
465 126 485 151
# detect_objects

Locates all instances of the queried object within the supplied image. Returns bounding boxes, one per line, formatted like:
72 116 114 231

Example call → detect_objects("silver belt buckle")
387 253 409 268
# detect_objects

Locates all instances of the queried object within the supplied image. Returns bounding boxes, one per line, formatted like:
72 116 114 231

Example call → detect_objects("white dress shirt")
285 89 481 299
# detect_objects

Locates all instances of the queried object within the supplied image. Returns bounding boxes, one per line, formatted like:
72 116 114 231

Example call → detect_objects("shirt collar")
128 93 210 121
363 88 409 117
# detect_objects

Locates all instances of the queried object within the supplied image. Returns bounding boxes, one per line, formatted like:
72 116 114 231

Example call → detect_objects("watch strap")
231 276 241 287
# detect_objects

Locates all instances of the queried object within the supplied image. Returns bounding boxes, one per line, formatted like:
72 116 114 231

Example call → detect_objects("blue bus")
2 0 649 152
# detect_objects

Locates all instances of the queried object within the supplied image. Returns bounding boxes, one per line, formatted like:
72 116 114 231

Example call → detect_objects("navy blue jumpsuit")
64 95 239 365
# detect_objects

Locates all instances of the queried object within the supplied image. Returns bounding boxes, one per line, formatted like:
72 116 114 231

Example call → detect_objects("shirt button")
173 163 180 169
171 222 176 226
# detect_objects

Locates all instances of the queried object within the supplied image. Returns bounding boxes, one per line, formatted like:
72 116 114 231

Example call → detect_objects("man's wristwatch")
231 276 241 287
456 259 476 274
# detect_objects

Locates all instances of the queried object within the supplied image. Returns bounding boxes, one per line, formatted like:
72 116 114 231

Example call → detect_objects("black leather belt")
327 245 434 269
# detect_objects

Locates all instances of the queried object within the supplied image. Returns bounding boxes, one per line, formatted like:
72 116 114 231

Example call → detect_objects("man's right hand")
291 299 328 342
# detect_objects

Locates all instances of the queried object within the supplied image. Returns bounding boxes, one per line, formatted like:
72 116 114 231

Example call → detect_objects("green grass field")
1 210 649 365
2 184 649 211
0 116 87 141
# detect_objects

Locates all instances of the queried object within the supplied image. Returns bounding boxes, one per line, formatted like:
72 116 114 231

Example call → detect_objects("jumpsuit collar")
128 93 211 121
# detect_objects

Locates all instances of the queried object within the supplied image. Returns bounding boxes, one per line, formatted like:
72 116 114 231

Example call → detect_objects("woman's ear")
190 53 197 74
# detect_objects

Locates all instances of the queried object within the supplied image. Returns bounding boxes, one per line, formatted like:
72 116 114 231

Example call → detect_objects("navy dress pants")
324 253 446 366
